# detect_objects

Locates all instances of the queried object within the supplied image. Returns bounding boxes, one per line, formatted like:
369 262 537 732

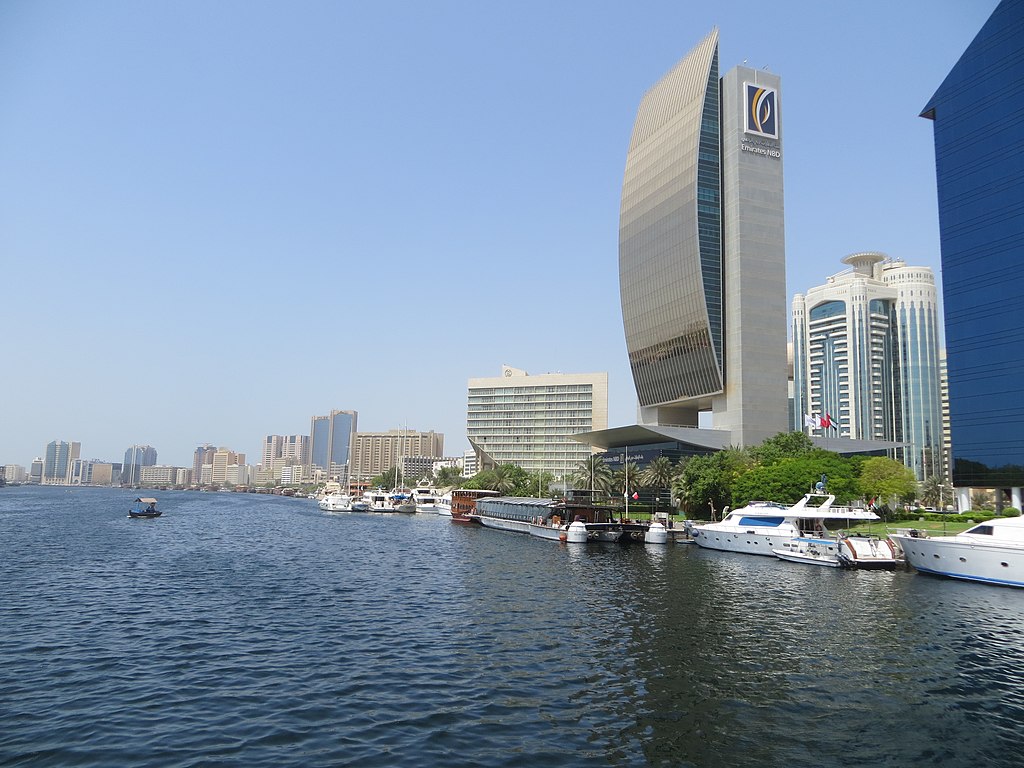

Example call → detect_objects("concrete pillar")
956 487 971 513
1012 487 1022 511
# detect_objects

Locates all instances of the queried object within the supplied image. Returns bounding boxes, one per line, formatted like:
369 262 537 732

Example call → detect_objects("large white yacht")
890 516 1024 588
411 486 442 514
689 493 879 557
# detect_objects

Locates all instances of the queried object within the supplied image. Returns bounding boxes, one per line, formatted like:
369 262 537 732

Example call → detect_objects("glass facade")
619 29 724 408
922 0 1024 488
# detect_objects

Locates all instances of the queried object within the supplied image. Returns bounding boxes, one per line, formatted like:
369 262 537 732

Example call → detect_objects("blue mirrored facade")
922 0 1024 488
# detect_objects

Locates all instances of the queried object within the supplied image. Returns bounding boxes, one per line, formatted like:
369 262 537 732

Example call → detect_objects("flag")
803 413 817 429
632 491 639 500
822 413 837 430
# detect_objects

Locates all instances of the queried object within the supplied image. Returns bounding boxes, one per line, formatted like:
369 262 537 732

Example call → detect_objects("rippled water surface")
3 486 1024 767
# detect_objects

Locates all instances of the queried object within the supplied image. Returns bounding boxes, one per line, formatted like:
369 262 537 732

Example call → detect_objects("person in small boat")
146 502 157 513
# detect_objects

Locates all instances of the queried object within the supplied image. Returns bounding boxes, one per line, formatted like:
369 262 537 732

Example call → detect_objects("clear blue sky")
0 0 998 468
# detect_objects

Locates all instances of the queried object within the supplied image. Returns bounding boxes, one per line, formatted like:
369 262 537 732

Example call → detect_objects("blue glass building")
309 409 357 478
921 0 1024 503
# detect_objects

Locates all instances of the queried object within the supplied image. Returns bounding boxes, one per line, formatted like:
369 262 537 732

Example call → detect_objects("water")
2 486 1023 767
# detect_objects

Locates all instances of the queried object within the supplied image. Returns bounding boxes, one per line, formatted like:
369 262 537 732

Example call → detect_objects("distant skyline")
0 1 998 467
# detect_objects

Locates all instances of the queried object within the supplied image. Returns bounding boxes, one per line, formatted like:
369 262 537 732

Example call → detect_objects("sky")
0 0 1000 468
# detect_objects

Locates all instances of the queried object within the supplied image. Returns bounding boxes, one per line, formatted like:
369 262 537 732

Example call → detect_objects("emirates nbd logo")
745 83 778 139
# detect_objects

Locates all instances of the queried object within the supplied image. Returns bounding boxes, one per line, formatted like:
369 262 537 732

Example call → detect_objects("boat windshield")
738 516 785 527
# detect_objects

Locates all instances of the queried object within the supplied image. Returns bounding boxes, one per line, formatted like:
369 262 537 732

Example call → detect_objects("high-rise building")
192 444 216 485
466 366 608 479
43 440 80 484
921 0 1024 509
122 444 158 485
29 458 43 484
350 429 444 481
618 28 787 445
309 410 357 479
792 252 944 480
262 434 310 468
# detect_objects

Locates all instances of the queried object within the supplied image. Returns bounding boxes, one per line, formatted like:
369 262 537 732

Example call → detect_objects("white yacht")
890 516 1024 588
689 493 879 557
318 493 353 513
436 492 452 517
411 486 442 514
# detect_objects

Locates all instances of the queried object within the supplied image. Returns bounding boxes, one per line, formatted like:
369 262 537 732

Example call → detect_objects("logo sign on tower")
744 83 778 139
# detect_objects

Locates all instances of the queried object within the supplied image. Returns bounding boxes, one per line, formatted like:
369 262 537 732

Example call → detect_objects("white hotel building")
467 366 608 480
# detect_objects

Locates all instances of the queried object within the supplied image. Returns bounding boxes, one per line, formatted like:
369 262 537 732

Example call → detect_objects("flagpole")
624 445 629 521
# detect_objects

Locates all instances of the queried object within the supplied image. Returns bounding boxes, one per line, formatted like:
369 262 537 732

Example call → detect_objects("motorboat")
128 497 161 518
411 486 442 514
773 534 899 569
361 488 416 513
436 492 452 517
689 493 879 557
318 493 353 512
890 515 1024 588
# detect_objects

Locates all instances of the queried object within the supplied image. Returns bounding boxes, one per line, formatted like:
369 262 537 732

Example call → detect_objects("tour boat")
128 497 161 518
689 493 879 557
890 516 1024 588
473 496 588 543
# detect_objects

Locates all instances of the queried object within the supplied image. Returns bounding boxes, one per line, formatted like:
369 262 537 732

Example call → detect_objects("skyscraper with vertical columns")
792 252 944 480
619 28 787 446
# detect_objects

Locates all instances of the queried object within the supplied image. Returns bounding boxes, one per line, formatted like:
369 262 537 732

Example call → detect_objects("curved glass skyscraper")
619 29 787 445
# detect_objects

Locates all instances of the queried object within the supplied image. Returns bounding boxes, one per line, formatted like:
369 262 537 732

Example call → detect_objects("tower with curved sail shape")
619 29 787 446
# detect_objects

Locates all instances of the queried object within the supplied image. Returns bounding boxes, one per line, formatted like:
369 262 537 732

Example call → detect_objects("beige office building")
350 429 445 481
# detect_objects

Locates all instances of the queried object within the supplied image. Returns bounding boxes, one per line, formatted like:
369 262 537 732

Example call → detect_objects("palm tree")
492 464 518 495
571 455 614 496
640 456 675 490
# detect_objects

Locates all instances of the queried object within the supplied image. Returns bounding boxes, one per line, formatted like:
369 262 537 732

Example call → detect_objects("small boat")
890 515 1024 588
773 534 899 569
128 497 161 518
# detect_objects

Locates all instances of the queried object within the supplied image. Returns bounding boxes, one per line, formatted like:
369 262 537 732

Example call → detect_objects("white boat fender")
566 519 588 544
645 522 668 545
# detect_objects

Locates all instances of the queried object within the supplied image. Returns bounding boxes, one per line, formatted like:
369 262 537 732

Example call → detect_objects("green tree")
748 431 816 466
370 467 399 489
731 452 859 506
858 457 917 509
674 448 751 518
613 461 642 501
434 465 463 488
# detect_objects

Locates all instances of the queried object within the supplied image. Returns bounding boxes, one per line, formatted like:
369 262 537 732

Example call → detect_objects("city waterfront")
2 486 1023 767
